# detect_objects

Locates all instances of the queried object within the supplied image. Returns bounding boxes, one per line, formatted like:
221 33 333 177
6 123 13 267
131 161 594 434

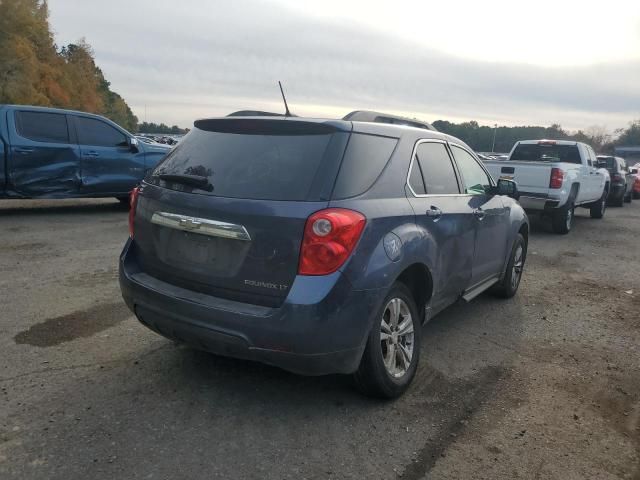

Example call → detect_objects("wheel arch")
394 263 433 323
568 183 580 203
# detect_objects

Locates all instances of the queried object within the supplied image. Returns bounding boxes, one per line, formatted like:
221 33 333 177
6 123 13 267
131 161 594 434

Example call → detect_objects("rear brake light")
298 208 366 275
128 186 140 238
538 139 557 145
549 168 564 189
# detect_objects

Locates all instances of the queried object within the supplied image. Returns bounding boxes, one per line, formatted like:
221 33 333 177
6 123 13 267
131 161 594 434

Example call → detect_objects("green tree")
0 0 137 130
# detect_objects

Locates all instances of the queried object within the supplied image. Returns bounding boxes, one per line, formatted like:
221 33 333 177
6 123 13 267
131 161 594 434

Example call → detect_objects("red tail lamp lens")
298 208 366 275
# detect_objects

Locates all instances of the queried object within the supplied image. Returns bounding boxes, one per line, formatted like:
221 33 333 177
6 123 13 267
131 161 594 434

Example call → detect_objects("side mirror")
631 168 638 175
129 137 140 153
493 178 519 200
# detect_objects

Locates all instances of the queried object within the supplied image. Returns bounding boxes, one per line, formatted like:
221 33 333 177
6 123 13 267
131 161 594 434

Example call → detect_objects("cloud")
48 0 640 130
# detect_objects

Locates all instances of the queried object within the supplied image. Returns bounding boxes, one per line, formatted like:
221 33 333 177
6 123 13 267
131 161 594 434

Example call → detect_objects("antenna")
278 81 292 117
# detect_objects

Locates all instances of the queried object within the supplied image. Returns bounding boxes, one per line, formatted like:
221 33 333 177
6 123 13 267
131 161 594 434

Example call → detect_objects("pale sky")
49 0 640 131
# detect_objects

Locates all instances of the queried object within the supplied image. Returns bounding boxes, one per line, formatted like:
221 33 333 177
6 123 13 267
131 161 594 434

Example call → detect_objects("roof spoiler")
227 110 297 117
343 110 437 131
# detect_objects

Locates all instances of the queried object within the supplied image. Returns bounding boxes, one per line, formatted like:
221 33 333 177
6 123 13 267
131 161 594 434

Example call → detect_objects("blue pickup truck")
0 105 171 202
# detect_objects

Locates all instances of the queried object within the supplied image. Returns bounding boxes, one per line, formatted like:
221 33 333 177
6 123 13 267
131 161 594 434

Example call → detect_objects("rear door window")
332 133 398 199
15 111 69 143
152 121 349 201
413 142 460 195
76 116 128 147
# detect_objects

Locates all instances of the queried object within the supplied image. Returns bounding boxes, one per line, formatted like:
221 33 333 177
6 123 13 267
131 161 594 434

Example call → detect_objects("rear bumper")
119 239 384 375
518 192 561 212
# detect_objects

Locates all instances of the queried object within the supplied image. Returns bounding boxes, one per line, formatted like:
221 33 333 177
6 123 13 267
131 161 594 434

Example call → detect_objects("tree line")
0 0 138 131
432 119 640 154
138 122 188 134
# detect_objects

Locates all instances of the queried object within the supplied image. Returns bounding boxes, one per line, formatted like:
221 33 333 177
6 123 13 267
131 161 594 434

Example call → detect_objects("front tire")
551 202 573 234
590 191 607 218
491 233 526 298
353 283 421 398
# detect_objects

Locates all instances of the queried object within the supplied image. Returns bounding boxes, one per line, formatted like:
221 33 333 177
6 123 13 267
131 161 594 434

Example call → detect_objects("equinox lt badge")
244 279 289 290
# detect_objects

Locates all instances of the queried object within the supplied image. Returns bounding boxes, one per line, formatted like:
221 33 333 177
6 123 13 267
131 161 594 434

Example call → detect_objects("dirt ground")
0 198 638 479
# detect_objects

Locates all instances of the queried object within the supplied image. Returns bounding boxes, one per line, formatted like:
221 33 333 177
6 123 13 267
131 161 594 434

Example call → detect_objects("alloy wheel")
511 245 524 290
380 298 414 378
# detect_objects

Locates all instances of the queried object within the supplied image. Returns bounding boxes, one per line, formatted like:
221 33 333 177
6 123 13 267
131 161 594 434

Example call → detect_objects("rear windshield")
510 144 581 164
151 123 348 201
599 157 616 170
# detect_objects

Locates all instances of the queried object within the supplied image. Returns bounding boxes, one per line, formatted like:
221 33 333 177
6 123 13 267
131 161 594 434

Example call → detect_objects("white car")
483 140 610 234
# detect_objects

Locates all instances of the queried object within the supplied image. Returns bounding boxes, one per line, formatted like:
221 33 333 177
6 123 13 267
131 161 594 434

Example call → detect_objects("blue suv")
119 111 528 397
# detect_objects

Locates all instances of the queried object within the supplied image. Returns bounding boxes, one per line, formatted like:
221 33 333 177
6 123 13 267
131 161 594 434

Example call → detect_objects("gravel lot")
0 198 638 479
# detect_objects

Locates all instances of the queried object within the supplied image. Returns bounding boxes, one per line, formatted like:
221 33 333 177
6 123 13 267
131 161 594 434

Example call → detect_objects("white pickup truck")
483 140 610 234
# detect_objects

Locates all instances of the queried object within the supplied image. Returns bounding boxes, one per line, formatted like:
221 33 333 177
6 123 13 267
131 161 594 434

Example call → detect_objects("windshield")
510 144 581 164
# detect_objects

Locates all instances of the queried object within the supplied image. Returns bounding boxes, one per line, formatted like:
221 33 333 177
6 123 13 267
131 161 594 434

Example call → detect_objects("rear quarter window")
331 133 398 199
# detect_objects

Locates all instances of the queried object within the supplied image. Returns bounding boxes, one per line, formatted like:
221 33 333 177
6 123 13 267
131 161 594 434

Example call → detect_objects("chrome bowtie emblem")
178 218 202 230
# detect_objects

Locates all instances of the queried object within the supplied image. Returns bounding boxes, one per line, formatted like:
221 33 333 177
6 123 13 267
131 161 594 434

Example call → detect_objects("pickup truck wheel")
491 233 526 298
353 283 421 398
551 203 573 234
590 192 607 219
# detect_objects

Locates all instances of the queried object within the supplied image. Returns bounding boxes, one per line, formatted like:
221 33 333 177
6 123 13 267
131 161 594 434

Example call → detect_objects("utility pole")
491 123 498 153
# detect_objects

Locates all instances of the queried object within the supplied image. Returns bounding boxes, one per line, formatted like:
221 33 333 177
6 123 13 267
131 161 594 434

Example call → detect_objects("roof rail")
343 110 437 131
227 110 296 117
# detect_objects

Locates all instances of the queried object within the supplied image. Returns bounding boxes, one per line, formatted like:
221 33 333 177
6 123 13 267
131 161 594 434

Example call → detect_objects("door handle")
425 206 442 220
84 151 100 157
14 147 34 154
473 208 486 220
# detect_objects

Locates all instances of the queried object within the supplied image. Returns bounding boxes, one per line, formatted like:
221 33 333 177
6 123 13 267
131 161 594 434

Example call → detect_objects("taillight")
128 186 140 238
549 168 564 189
298 208 366 276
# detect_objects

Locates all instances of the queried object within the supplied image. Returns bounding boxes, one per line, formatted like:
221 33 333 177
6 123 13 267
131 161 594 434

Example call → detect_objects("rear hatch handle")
151 212 252 241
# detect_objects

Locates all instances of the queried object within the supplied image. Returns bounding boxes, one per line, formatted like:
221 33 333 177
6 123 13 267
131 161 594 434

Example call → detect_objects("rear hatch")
132 118 351 307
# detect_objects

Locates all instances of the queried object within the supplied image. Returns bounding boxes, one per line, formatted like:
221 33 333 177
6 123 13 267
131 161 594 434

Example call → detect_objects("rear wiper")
158 173 213 191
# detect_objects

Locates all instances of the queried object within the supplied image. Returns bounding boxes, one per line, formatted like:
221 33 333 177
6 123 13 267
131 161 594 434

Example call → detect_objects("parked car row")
3 104 633 398
137 134 183 146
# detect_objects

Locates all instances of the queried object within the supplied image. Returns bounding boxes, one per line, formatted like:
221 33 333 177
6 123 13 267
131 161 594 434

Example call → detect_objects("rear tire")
551 202 573 235
590 191 607 219
612 191 624 207
634 191 640 200
116 196 130 206
353 283 421 399
624 191 632 203
491 233 526 299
